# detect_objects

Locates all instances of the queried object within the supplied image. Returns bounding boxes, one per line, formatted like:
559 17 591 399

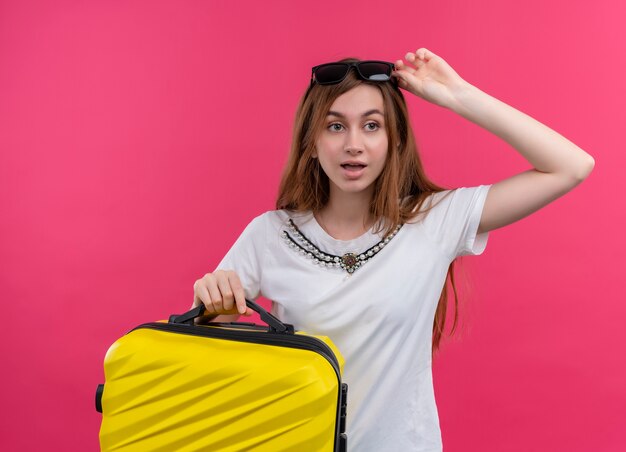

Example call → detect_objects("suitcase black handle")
169 299 294 334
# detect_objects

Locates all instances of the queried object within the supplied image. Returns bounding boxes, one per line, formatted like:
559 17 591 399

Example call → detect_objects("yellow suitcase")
96 300 347 451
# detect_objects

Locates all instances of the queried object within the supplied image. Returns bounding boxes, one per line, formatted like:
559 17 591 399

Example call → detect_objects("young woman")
191 48 594 451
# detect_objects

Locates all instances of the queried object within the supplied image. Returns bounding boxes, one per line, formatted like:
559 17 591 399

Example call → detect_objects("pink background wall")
1 0 624 450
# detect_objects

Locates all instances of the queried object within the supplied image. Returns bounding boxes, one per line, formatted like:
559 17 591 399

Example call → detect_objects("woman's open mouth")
341 163 367 171
340 163 367 179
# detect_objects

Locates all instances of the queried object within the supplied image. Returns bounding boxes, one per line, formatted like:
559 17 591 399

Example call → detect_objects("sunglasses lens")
358 62 393 81
314 63 350 84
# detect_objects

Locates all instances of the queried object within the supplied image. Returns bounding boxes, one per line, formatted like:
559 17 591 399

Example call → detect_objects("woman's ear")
312 148 318 158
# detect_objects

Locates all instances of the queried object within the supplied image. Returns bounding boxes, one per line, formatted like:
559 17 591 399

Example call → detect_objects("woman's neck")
315 189 374 240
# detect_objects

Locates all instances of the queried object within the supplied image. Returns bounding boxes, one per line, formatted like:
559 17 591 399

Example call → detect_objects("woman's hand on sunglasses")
392 48 469 110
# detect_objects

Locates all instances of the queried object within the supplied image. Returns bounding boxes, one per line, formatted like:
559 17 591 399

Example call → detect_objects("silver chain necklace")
282 218 402 274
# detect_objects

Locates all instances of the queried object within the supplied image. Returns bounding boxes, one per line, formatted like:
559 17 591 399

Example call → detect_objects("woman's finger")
195 277 216 314
405 52 417 64
396 58 416 73
394 68 418 86
215 271 235 311
416 47 433 61
227 271 247 315
391 70 407 86
407 52 426 70
204 274 224 313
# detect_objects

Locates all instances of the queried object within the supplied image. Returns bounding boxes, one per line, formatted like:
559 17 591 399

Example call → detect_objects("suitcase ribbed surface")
99 325 344 451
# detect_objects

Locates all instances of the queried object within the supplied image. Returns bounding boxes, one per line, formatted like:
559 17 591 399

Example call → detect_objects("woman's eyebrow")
327 109 384 118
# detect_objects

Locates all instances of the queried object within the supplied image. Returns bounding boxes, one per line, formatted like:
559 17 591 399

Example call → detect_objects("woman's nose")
344 131 364 154
344 145 363 155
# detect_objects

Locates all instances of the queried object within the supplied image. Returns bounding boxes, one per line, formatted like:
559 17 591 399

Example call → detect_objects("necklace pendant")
341 253 359 274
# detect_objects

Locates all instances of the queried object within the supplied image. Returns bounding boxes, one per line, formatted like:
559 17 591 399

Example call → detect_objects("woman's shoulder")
404 189 452 219
252 209 314 229
256 209 311 220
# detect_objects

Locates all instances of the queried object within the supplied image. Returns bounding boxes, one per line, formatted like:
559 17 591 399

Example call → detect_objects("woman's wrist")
447 80 480 114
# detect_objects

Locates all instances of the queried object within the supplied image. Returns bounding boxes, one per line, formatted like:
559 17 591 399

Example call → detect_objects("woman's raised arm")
393 48 595 234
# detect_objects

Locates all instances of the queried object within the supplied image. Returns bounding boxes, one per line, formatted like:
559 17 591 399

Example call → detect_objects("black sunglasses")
310 60 396 87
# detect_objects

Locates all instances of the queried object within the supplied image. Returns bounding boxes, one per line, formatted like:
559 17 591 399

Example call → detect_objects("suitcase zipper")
130 322 342 378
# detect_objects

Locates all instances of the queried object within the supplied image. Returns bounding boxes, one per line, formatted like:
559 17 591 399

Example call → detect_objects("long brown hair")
276 58 461 351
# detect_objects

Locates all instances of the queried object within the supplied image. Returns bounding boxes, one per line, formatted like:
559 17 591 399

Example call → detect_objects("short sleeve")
423 184 492 259
214 214 267 300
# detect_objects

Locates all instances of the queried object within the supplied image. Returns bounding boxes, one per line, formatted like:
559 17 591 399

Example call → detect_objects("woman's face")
314 84 389 199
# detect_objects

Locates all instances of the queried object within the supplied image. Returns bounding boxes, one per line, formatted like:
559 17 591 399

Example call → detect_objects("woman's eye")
328 123 380 132
329 123 344 132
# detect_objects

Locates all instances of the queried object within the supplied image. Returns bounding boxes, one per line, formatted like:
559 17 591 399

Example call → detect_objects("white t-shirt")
216 185 491 451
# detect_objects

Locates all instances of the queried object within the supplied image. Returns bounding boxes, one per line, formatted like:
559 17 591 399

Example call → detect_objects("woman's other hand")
393 48 469 110
192 270 253 320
